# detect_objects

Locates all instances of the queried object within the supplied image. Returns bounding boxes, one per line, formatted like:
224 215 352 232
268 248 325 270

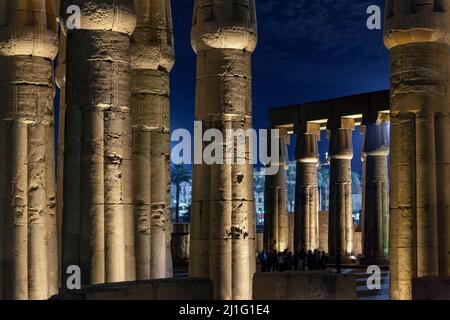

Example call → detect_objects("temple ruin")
0 0 449 301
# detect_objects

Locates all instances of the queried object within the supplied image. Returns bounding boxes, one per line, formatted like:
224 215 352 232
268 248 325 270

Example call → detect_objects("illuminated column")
131 0 175 280
295 124 320 252
360 128 366 256
328 119 354 260
264 135 289 252
384 0 450 300
60 0 136 285
361 122 389 265
0 0 59 300
190 0 258 300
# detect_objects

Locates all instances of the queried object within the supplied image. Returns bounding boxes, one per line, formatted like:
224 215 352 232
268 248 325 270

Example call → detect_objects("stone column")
264 135 289 252
60 0 136 285
361 122 389 265
328 120 354 260
295 125 320 252
55 23 67 288
385 0 450 300
131 0 175 281
190 0 258 300
0 0 59 300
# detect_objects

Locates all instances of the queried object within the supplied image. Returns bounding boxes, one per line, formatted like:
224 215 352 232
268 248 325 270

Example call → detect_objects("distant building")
171 181 192 221
253 168 265 226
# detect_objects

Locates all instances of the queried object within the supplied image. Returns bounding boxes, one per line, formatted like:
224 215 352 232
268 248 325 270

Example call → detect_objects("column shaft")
295 133 319 252
0 0 58 300
328 128 353 258
385 0 450 299
131 0 175 281
362 123 389 263
264 137 289 252
61 1 136 285
190 0 258 298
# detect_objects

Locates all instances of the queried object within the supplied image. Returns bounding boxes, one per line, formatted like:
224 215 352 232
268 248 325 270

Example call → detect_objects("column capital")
328 128 353 160
363 122 390 157
191 0 258 53
60 0 136 35
0 0 58 59
131 0 175 72
384 0 450 49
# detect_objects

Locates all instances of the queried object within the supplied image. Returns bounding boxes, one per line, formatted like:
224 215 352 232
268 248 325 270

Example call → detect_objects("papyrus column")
60 0 136 285
0 0 59 300
295 126 320 252
384 0 450 300
328 120 354 259
264 135 289 252
362 122 389 265
190 0 258 300
131 0 175 280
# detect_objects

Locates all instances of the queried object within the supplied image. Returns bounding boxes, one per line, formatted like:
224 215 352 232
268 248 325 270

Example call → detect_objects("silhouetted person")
299 248 307 271
293 251 300 271
270 251 279 272
313 249 321 270
336 249 342 274
321 251 328 270
287 252 293 271
306 250 314 271
258 250 268 272
278 252 285 272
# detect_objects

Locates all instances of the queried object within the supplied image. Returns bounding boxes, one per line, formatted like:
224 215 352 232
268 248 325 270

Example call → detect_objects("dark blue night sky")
169 0 389 174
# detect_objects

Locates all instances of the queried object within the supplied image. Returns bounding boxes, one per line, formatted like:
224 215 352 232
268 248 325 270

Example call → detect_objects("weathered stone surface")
253 272 357 300
362 123 389 262
319 211 329 253
328 126 354 258
189 0 258 300
353 225 362 257
256 231 264 254
384 0 450 300
56 279 214 300
264 136 289 252
60 0 137 286
172 223 190 261
412 277 450 300
0 0 59 300
131 0 175 281
295 130 320 252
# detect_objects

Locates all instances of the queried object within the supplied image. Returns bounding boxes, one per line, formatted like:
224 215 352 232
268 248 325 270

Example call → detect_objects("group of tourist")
258 249 331 273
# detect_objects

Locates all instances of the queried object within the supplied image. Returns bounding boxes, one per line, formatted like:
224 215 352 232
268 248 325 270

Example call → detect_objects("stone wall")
412 277 450 300
253 271 356 300
56 279 213 300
